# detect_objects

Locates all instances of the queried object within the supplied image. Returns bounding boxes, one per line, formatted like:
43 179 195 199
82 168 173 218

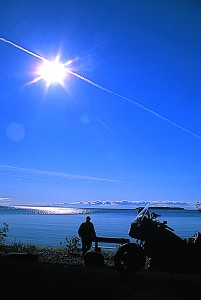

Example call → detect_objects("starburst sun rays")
1 37 201 140
31 56 76 88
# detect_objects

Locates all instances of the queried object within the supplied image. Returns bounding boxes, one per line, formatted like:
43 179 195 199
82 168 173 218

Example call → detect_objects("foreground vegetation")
0 223 115 267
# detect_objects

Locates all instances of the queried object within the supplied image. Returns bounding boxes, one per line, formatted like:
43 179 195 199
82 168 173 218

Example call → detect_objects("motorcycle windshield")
132 203 150 224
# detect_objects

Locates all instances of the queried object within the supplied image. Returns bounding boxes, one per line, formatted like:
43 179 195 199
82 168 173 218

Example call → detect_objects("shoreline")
0 205 189 210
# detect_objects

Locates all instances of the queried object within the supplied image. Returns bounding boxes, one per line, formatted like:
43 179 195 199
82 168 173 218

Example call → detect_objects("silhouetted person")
78 216 96 255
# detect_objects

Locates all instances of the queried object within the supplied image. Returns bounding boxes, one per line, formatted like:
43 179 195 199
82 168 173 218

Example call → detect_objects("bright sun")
37 59 67 86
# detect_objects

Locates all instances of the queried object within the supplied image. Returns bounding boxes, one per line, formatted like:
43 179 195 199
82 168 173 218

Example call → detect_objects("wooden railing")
92 236 130 251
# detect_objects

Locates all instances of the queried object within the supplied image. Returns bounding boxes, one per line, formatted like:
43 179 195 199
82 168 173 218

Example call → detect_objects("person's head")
86 216 91 222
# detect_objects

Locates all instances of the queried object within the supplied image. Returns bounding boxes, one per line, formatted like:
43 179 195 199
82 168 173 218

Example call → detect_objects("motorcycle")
114 204 201 275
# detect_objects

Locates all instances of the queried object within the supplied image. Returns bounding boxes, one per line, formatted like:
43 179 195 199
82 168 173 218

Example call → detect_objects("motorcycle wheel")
114 243 146 275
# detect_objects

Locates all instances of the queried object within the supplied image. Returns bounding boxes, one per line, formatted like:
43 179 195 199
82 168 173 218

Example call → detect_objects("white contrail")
67 70 201 140
0 37 48 61
1 37 201 140
0 164 129 183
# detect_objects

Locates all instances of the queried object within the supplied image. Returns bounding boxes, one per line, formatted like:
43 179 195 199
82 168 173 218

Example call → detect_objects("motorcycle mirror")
151 212 161 219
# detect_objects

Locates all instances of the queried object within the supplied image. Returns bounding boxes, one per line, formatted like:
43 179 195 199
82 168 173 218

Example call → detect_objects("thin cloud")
0 197 11 202
0 164 132 183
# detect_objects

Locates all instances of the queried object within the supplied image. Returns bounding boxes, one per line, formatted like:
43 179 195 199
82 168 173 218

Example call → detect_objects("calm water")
0 206 200 249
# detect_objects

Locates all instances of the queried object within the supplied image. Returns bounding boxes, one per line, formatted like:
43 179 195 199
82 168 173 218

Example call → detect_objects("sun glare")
37 59 67 86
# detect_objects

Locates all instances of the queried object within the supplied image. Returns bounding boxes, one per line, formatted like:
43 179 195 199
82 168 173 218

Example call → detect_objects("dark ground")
1 258 201 300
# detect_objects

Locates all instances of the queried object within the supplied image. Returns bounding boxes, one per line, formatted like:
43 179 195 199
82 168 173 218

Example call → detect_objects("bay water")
0 206 200 249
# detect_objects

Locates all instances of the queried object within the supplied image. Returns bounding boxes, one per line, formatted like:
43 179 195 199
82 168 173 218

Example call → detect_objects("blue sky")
0 0 201 208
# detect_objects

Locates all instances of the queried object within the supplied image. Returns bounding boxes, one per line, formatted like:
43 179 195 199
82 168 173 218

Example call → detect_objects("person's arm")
92 223 96 236
78 223 83 237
